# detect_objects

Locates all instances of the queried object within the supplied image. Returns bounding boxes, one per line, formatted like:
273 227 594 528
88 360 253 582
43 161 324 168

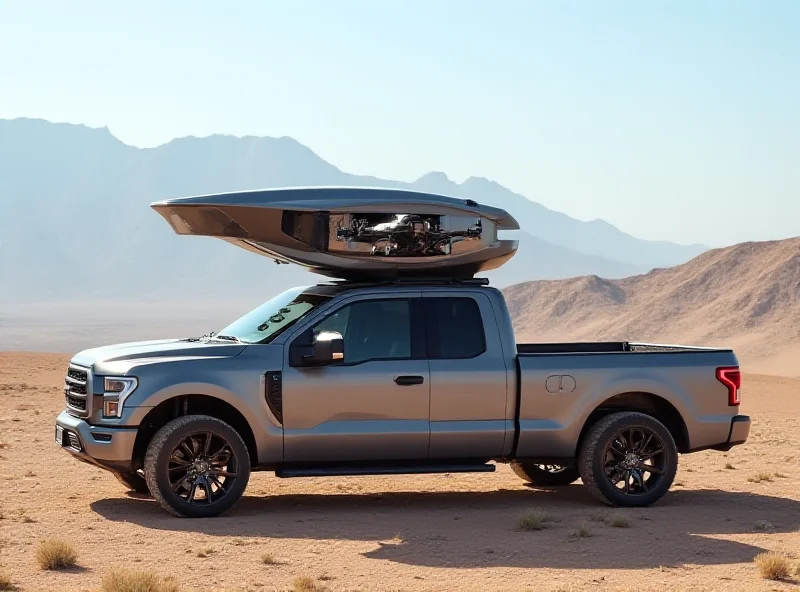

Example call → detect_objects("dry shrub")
0 569 14 591
724 462 736 470
586 510 607 522
754 552 791 580
752 520 774 532
748 472 774 483
101 568 180 592
195 547 215 558
291 576 328 592
516 510 555 531
607 513 630 528
568 521 592 539
261 553 280 565
35 539 78 570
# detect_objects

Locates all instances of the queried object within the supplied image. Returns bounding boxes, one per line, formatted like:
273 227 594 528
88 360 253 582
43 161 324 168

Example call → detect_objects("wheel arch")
132 394 259 469
577 392 690 454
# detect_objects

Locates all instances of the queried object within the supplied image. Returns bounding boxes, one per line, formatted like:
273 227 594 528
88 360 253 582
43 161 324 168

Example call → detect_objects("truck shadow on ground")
91 487 799 570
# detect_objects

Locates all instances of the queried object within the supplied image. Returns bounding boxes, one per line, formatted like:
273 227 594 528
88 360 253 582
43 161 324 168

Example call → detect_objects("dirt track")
1 352 798 591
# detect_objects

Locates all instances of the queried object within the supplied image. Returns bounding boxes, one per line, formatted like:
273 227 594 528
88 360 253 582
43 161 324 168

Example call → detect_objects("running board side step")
275 463 496 478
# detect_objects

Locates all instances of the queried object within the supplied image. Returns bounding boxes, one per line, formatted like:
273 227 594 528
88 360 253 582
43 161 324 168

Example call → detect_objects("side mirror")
290 330 344 367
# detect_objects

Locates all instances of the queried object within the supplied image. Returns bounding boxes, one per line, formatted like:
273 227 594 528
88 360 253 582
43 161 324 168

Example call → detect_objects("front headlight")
102 376 138 418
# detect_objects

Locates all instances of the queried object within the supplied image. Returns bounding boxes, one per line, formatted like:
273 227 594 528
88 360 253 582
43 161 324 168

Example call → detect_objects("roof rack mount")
325 277 491 287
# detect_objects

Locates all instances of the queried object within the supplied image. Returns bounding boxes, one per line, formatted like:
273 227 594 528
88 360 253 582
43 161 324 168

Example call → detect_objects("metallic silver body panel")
279 288 430 461
55 410 137 467
422 290 512 458
516 348 741 458
429 420 510 458
282 359 431 461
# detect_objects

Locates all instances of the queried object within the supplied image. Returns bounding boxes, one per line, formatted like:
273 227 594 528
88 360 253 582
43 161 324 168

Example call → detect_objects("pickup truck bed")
517 342 730 354
514 341 742 461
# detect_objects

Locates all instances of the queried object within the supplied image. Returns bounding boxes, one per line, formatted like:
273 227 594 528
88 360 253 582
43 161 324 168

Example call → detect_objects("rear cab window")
425 297 486 359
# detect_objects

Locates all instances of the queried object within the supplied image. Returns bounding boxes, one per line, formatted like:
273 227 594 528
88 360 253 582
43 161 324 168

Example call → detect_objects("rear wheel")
113 470 151 495
578 411 677 507
510 462 580 486
144 415 251 518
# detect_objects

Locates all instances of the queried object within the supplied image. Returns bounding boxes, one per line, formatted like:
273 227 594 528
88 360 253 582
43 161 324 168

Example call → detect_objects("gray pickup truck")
54 187 750 517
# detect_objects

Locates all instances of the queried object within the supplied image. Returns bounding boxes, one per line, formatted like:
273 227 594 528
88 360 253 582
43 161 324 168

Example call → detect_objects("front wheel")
510 462 580 486
144 415 251 518
578 411 677 507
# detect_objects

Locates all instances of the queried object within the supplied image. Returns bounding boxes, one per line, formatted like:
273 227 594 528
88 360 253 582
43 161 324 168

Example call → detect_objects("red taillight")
716 366 742 406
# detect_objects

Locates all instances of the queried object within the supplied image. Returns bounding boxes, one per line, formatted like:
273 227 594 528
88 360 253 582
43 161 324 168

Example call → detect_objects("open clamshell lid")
151 186 519 280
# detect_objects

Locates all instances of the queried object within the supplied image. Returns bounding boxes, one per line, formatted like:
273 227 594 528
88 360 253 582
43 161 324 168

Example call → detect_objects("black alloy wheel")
167 431 240 505
144 415 251 518
578 411 677 507
603 427 667 496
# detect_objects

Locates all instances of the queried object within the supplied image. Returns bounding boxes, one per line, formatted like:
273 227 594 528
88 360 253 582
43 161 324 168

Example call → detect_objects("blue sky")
1 0 797 247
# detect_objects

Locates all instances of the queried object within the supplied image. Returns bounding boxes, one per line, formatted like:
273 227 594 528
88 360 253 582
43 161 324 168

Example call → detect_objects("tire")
113 470 151 495
578 411 677 507
510 462 581 487
144 415 251 518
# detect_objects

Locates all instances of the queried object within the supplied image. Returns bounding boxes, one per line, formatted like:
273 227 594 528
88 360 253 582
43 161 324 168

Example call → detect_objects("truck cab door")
280 293 430 463
423 291 511 459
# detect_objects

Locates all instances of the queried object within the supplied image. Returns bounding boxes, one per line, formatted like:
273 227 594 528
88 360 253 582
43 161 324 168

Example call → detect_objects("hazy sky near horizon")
1 1 798 247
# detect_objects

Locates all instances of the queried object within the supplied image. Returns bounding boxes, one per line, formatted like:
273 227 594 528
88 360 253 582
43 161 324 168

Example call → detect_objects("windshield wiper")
182 331 217 342
209 334 242 343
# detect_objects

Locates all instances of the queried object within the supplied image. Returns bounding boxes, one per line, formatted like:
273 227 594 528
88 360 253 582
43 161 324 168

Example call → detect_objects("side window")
427 297 486 359
313 299 411 364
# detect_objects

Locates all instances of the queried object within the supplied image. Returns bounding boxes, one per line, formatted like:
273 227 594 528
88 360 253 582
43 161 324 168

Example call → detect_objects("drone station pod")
151 187 520 280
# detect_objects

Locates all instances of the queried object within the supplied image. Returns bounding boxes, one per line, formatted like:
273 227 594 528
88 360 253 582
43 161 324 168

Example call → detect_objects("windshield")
217 286 331 344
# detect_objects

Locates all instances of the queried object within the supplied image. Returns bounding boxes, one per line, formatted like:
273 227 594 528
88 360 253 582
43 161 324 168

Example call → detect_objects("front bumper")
55 410 138 473
710 414 751 452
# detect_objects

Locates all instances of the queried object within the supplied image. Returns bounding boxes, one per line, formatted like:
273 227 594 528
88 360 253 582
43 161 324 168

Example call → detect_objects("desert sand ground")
0 351 798 592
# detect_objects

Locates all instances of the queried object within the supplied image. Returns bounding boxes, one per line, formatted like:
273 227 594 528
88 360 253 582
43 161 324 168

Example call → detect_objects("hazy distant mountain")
0 118 704 304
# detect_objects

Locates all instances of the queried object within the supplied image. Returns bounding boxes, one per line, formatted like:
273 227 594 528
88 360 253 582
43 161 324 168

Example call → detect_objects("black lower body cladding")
578 411 678 507
144 415 251 518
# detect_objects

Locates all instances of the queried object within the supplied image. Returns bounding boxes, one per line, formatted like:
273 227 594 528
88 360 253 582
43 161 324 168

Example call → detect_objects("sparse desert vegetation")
748 472 774 484
568 521 593 539
261 552 281 566
101 568 180 592
752 520 774 532
292 576 328 592
0 570 14 591
516 510 555 531
35 539 78 570
607 513 630 528
754 552 792 581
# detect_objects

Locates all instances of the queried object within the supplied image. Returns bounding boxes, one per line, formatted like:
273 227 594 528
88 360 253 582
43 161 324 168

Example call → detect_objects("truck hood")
71 338 247 372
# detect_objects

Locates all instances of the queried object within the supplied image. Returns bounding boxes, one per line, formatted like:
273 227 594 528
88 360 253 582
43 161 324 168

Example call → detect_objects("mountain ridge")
503 236 800 375
1 117 705 304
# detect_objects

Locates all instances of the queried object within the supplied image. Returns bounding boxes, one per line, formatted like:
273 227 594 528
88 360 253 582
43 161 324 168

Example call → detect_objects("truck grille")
65 365 90 417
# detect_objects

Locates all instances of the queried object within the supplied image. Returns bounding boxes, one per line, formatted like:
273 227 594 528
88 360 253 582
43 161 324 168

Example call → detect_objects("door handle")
394 375 424 386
